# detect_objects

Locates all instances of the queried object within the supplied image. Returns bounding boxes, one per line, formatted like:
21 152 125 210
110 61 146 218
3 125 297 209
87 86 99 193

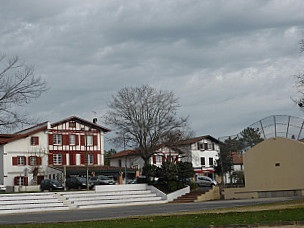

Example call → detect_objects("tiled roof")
51 116 111 132
109 144 185 159
170 135 219 145
109 149 140 159
0 116 111 145
0 123 47 144
232 152 243 164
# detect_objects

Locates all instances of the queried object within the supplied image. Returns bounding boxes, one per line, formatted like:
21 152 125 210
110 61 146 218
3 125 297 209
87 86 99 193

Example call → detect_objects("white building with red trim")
0 116 110 190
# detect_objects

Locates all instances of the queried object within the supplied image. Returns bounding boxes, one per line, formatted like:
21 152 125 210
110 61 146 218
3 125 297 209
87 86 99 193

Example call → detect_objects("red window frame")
30 136 39 146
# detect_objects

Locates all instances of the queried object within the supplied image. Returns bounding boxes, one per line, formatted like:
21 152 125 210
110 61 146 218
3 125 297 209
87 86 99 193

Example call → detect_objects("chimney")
93 118 98 124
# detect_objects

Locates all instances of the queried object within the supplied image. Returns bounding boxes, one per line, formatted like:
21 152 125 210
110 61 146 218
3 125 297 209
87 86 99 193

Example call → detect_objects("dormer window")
31 136 39 146
69 121 76 128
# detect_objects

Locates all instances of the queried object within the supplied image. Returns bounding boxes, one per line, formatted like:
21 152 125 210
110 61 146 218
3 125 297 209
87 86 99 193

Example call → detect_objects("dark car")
89 175 116 186
40 179 64 191
66 176 93 190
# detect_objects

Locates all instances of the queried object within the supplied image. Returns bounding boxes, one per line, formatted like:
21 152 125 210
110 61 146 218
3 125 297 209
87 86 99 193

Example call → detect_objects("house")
171 135 220 179
0 116 110 191
224 137 304 199
109 145 182 180
109 135 220 180
223 152 244 184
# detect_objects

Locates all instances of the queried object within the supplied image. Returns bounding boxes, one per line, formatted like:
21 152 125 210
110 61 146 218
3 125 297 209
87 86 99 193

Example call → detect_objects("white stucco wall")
3 130 49 187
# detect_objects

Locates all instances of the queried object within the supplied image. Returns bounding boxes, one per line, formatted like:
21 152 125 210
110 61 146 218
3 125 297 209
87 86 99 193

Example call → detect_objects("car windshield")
77 177 87 183
99 176 110 180
50 179 61 184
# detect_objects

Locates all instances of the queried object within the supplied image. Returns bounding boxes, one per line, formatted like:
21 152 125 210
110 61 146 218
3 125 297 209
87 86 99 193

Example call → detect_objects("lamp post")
85 131 89 190
81 128 90 190
123 134 127 184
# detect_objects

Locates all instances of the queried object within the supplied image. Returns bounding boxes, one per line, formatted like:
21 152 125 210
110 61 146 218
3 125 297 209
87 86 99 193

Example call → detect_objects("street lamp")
123 135 127 184
81 127 90 190
116 132 127 184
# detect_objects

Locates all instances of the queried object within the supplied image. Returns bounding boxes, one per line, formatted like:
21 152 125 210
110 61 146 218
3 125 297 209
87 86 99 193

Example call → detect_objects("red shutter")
66 135 70 145
93 135 98 146
37 157 42 165
80 135 85 145
162 155 165 163
12 157 18 165
62 154 66 165
94 153 98 164
14 177 18 185
153 155 156 164
75 135 79 146
69 153 74 165
48 134 53 145
81 154 86 165
23 156 27 165
24 177 28 186
176 156 178 162
48 154 53 165
36 137 39 145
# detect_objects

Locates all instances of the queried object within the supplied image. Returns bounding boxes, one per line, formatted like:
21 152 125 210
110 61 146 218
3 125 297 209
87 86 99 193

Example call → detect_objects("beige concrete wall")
244 137 304 192
195 186 221 202
223 187 258 200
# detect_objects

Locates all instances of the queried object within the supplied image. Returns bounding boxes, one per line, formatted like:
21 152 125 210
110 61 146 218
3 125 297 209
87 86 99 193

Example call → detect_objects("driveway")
0 196 302 225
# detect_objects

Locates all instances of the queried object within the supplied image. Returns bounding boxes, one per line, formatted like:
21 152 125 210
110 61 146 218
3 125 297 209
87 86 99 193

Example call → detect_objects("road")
0 196 302 225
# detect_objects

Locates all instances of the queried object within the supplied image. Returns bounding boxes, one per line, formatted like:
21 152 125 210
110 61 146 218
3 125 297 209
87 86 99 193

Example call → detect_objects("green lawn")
3 207 304 228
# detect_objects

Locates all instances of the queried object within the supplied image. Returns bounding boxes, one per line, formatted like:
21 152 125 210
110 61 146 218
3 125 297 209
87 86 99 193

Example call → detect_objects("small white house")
109 145 182 170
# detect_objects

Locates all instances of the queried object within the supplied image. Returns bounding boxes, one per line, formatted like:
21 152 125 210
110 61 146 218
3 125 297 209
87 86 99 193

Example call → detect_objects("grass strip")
2 207 304 228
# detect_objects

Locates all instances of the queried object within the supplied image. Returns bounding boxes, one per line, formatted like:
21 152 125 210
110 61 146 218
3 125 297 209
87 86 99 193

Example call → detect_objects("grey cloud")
1 0 304 140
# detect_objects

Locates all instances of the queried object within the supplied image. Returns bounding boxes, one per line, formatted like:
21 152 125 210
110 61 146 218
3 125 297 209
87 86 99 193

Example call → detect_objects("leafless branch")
104 85 190 164
0 54 48 131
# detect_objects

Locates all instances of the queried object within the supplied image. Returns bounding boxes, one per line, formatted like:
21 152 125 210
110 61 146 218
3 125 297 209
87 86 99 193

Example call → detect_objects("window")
201 157 205 166
156 155 162 163
29 156 37 165
86 135 93 146
208 143 212 150
69 135 76 145
31 136 39 145
87 154 94 164
53 154 62 165
209 157 214 167
17 156 25 165
69 121 76 128
53 134 62 145
198 143 204 150
204 143 208 150
16 176 25 185
118 160 121 167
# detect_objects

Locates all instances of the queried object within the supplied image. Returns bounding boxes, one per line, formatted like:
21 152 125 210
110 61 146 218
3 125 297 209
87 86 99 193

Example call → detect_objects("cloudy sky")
1 0 304 146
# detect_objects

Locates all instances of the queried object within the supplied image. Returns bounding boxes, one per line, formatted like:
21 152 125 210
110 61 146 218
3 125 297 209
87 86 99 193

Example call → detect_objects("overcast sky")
1 0 304 147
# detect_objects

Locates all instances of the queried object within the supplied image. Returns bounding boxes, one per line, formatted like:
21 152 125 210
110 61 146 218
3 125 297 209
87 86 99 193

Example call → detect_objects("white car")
0 184 6 192
196 176 217 187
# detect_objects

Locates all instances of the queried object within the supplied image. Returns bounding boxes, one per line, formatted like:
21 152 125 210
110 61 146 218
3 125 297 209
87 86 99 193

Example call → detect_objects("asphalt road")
0 196 302 225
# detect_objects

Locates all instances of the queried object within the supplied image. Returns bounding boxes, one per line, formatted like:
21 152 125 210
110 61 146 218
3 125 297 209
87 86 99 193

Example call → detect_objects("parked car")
0 184 6 192
89 175 116 186
66 176 93 190
127 179 137 184
40 179 64 191
195 176 217 187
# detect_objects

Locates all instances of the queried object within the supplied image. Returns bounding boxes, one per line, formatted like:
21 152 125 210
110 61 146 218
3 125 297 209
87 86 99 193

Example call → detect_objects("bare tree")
104 85 189 165
0 54 48 131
